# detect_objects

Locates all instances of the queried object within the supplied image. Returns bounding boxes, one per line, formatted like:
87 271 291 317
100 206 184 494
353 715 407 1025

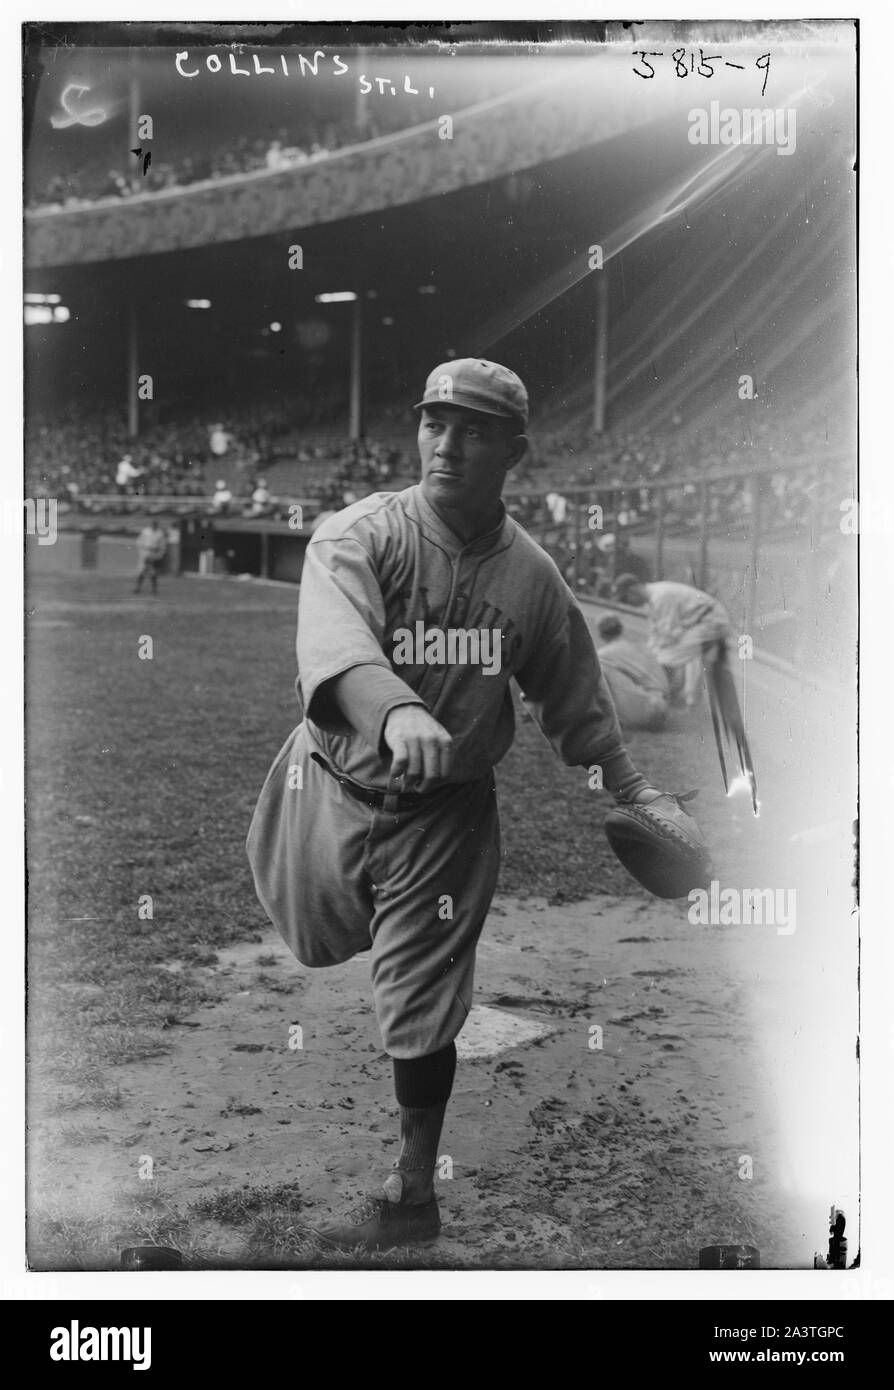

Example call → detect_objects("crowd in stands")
26 72 510 210
314 438 411 509
25 400 290 504
534 411 838 490
535 420 675 486
25 398 415 521
27 123 353 210
504 497 653 598
525 409 846 576
27 400 846 591
203 438 411 521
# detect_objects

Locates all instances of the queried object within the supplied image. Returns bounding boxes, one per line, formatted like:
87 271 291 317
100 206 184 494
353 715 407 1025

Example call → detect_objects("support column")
349 292 364 442
593 270 608 435
654 484 665 580
698 476 710 589
572 487 582 592
609 489 619 582
127 293 139 440
745 474 763 637
129 61 141 193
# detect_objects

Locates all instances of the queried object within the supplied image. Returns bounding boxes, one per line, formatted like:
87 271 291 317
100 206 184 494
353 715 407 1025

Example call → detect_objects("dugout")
178 516 310 583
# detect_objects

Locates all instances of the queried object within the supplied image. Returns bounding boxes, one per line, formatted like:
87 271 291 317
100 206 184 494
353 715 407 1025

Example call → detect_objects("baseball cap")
414 358 529 429
613 572 642 596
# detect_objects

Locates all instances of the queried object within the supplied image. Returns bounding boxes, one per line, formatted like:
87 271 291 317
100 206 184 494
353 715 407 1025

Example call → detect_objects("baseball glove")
604 788 712 899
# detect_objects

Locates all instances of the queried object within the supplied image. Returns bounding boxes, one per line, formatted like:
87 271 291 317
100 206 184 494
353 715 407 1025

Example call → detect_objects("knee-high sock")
390 1043 457 1200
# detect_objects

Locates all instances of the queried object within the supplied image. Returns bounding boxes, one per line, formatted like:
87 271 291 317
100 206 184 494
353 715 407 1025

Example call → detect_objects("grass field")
25 571 681 1101
25 568 847 1270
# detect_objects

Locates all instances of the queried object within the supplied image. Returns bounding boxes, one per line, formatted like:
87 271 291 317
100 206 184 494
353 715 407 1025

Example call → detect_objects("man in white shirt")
115 454 142 494
613 575 732 708
545 490 568 525
211 480 233 514
249 479 272 516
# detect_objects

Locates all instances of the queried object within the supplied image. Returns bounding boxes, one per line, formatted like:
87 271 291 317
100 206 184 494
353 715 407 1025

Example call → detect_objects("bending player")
612 574 732 708
247 359 706 1250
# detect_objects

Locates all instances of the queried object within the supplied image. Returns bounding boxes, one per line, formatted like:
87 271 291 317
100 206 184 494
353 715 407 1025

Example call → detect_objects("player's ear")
505 433 528 471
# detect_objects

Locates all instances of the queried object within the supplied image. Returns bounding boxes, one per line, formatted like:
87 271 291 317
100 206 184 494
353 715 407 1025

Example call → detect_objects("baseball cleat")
315 1180 441 1251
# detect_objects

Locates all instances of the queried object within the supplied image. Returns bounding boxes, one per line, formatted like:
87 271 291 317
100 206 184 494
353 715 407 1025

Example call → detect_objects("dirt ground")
25 570 857 1273
29 888 819 1271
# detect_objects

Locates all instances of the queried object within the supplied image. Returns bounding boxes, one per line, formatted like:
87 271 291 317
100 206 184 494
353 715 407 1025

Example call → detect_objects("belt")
310 752 432 812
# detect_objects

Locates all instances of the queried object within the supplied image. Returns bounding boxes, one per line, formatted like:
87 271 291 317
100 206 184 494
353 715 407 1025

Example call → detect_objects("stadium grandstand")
24 25 855 671
23 22 861 1279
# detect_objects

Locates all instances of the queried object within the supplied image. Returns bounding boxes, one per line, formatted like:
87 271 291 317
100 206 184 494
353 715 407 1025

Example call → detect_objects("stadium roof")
24 31 856 450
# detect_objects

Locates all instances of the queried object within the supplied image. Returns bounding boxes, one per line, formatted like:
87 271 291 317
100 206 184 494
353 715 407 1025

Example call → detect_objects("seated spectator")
266 140 287 171
596 616 669 731
211 479 233 515
115 453 142 494
545 490 568 525
597 532 651 583
247 478 273 516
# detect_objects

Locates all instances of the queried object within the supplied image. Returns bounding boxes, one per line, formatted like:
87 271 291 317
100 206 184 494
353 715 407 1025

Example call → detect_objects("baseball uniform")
641 579 732 706
247 482 631 1058
134 524 167 593
642 580 732 667
597 634 669 730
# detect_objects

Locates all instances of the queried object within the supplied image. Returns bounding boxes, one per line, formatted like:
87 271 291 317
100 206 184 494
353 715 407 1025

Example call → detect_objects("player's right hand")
383 704 454 790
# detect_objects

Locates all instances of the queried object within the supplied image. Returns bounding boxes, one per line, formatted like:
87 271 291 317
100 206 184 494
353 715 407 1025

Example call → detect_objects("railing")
60 492 321 517
505 453 853 632
64 455 853 670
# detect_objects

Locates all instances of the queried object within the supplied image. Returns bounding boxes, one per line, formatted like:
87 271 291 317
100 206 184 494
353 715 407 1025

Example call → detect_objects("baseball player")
613 575 732 708
596 616 669 730
133 518 167 596
247 359 705 1250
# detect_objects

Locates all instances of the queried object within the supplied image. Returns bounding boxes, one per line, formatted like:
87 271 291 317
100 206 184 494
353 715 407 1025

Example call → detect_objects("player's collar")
410 484 509 555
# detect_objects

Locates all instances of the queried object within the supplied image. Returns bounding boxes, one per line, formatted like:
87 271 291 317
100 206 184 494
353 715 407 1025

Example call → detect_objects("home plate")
456 1005 556 1060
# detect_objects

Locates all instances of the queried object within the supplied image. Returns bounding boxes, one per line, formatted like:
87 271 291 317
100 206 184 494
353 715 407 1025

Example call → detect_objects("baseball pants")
601 670 668 731
246 722 501 1058
652 624 730 708
135 558 161 592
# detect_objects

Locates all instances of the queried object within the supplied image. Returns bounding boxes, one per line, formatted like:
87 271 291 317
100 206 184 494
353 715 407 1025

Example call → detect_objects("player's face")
418 404 526 529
